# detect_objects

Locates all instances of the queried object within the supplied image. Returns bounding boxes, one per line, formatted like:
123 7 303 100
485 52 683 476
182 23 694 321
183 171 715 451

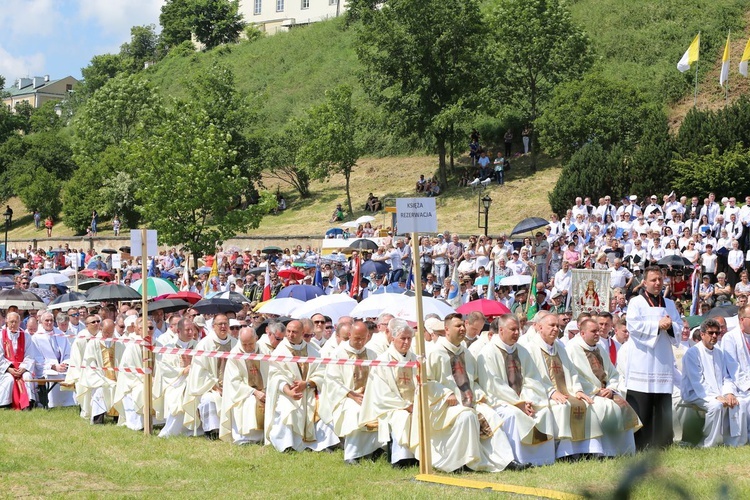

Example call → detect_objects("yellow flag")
205 256 219 297
677 34 700 73
720 33 730 87
740 37 750 77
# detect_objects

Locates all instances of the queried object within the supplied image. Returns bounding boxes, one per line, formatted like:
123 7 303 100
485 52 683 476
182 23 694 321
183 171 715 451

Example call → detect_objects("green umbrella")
130 277 178 299
685 315 704 329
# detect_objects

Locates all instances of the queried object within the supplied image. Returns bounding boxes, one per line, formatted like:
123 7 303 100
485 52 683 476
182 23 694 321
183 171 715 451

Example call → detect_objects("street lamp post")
481 195 492 237
3 207 12 261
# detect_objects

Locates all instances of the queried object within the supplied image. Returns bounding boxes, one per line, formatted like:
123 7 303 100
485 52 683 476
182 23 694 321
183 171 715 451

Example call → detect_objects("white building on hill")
240 0 348 34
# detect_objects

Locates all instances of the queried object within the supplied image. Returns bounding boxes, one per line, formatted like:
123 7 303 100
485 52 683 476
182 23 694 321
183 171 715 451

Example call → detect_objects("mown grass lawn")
2 407 749 499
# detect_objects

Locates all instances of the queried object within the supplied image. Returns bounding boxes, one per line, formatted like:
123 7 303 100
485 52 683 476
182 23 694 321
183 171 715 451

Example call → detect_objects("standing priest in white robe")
477 314 556 467
183 314 236 439
720 304 750 439
625 266 682 450
219 326 267 445
681 318 745 447
525 314 604 458
424 313 515 472
265 319 339 452
79 319 124 424
566 319 640 456
62 313 99 418
113 317 151 431
319 321 381 463
158 319 198 437
359 321 419 467
0 312 38 410
32 311 75 408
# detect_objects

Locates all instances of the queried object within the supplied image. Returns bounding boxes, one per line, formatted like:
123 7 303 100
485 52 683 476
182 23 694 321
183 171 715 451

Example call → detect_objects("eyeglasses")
325 325 334 329
69 313 80 317
214 322 228 327
230 326 241 330
148 326 155 330
303 334 313 339
87 320 101 324
313 320 325 324
703 331 720 336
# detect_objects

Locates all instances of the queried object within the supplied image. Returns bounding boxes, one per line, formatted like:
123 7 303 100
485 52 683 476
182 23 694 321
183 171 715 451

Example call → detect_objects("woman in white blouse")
727 239 745 287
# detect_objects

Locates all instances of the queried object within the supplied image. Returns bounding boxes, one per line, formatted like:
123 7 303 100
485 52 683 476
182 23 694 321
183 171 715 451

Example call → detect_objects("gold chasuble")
584 348 639 430
542 350 586 441
245 359 265 429
101 343 119 417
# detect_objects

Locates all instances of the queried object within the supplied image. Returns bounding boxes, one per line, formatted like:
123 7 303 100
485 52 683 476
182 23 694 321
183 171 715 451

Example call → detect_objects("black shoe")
24 401 35 411
392 458 419 469
505 460 532 471
93 413 106 425
369 448 387 461
205 430 219 440
344 458 360 465
0 404 11 410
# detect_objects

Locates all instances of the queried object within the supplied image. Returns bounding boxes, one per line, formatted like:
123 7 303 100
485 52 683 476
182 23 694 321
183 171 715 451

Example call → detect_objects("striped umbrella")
130 277 178 299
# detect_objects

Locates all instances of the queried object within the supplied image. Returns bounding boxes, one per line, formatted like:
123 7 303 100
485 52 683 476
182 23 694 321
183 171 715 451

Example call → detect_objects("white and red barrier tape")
64 365 152 375
149 346 418 368
43 331 152 346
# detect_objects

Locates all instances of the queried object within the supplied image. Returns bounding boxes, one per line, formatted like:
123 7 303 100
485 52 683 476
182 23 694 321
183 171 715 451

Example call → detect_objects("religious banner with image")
571 269 610 317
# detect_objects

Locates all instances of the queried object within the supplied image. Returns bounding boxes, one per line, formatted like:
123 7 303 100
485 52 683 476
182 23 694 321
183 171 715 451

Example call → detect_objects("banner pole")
142 228 153 435
411 231 432 475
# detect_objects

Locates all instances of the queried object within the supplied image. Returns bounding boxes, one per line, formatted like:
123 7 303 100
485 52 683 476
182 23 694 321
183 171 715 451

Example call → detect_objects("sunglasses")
88 320 101 324
148 326 154 330
230 326 241 330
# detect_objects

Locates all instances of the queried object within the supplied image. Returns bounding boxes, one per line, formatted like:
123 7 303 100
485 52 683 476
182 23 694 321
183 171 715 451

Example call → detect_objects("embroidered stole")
244 358 265 429
2 329 30 410
542 350 586 441
583 347 639 430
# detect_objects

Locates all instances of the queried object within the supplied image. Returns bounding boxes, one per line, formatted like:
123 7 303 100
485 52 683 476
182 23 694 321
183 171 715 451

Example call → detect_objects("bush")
671 145 750 201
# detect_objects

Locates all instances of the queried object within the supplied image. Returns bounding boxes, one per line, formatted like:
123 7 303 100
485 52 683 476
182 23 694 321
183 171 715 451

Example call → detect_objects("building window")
301 0 309 8
254 0 261 14
276 0 284 12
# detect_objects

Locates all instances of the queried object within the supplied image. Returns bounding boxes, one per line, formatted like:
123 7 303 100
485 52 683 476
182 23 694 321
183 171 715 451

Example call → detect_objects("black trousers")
626 389 673 451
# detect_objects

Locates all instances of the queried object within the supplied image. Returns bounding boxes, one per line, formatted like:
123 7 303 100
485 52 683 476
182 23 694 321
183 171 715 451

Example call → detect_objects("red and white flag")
262 263 272 301
349 255 361 298
180 261 191 292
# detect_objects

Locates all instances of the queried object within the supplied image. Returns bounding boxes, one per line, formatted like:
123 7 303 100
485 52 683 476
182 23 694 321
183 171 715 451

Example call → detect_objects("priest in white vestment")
158 319 198 437
183 314 237 438
318 322 351 358
525 314 604 458
62 313 100 418
265 319 339 452
319 321 381 463
719 304 750 439
219 327 267 444
624 266 682 450
257 321 285 355
0 312 38 410
424 314 515 472
681 318 745 447
566 319 640 456
32 311 75 408
359 323 419 466
79 319 125 423
476 315 556 466
365 313 394 356
113 318 151 431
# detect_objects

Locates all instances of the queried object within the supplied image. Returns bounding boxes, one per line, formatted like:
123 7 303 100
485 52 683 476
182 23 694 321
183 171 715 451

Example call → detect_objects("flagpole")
694 63 699 107
726 30 730 102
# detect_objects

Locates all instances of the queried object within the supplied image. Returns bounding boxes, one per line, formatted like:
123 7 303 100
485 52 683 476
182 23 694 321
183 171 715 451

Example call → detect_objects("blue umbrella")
325 228 344 237
276 285 325 301
509 217 549 237
159 270 178 280
196 266 212 275
361 260 390 277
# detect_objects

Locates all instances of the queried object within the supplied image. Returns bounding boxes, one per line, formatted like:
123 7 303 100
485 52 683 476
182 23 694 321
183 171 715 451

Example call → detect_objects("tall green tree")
72 73 163 165
192 0 245 49
486 0 592 170
80 53 125 96
12 166 62 219
120 24 160 72
298 86 360 214
630 108 673 197
160 0 195 50
133 100 273 264
355 0 486 187
262 125 310 198
537 73 649 162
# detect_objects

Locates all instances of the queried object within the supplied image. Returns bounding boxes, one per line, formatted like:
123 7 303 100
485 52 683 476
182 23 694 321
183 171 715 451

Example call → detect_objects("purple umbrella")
275 285 325 301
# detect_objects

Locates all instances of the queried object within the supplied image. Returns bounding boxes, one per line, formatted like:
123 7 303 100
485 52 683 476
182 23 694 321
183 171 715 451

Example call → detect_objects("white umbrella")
355 215 376 224
31 273 70 286
392 296 456 322
59 267 77 278
291 294 357 324
258 297 304 316
349 292 403 319
341 220 360 228
500 275 533 286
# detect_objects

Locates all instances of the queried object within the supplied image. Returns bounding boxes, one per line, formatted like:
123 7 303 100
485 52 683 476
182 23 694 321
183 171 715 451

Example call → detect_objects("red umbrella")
456 299 511 318
278 268 306 281
80 269 114 280
165 291 203 305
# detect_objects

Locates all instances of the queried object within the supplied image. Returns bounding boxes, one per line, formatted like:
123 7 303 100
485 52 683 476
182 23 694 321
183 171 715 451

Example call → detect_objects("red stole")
2 328 30 410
